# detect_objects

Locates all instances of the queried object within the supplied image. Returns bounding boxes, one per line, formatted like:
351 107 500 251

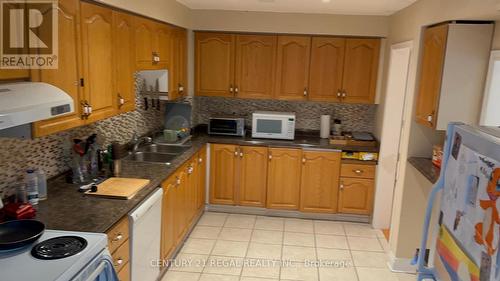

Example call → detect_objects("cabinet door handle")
229 85 234 94
234 150 238 157
353 169 363 174
302 158 306 164
188 165 194 174
340 183 344 190
268 154 272 160
112 233 123 242
198 157 203 163
118 94 124 108
303 87 308 96
337 90 341 98
176 176 181 186
235 87 239 95
114 258 123 267
341 90 347 98
178 83 184 93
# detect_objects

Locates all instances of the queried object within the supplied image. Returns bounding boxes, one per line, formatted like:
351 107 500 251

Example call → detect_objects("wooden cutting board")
85 177 151 200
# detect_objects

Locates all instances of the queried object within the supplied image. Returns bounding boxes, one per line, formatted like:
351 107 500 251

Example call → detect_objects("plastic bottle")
36 169 47 200
25 169 39 205
17 184 27 203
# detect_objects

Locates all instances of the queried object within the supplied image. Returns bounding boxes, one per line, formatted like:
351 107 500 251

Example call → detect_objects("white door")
372 41 412 229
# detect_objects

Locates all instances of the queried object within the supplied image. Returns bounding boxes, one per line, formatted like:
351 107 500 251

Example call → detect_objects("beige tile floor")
162 212 417 281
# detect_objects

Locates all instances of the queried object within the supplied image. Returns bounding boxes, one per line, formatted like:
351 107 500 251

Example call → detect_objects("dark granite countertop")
408 157 440 184
36 132 379 233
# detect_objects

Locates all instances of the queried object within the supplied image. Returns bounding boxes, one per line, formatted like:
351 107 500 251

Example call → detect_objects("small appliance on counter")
252 111 296 140
208 116 245 137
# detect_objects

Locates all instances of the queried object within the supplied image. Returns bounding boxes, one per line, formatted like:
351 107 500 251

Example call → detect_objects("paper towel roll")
320 115 331 139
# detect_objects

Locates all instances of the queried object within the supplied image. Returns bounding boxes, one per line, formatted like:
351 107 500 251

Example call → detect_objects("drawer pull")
112 234 123 242
353 169 364 174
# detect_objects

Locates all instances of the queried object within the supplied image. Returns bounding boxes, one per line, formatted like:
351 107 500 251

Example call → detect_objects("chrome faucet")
131 134 152 152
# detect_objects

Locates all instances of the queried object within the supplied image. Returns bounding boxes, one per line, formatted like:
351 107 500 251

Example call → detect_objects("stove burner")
31 236 87 260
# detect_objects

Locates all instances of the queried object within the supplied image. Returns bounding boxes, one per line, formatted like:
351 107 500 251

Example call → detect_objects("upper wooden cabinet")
169 28 187 100
134 18 171 69
112 11 135 113
234 35 277 99
266 148 302 210
209 144 238 205
415 23 493 130
308 37 345 102
80 2 116 123
341 38 380 104
274 36 311 101
32 0 83 137
300 151 341 213
195 32 235 97
238 146 268 207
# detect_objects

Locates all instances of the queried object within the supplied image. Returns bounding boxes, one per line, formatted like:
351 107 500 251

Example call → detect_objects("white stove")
0 230 117 281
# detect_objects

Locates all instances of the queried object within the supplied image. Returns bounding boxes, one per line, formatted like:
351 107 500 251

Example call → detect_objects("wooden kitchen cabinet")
106 216 130 280
238 146 269 207
415 24 448 128
338 178 374 215
274 36 311 101
112 11 136 113
169 28 188 100
195 33 235 97
174 167 189 243
234 35 277 99
155 23 171 66
32 0 83 137
185 156 198 224
338 162 376 215
0 70 30 80
161 176 176 261
209 144 238 205
266 148 302 210
197 145 207 211
134 17 156 68
341 38 380 104
308 37 345 102
300 151 341 213
80 2 117 123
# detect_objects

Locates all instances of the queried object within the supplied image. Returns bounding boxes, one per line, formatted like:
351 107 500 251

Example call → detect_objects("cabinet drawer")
340 163 375 179
112 239 130 273
117 262 130 281
106 217 129 254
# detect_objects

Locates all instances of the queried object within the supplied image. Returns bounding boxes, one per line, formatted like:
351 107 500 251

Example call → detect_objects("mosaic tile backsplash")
0 77 165 199
193 96 377 132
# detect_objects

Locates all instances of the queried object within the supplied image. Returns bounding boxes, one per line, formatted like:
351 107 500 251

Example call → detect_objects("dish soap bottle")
26 169 39 205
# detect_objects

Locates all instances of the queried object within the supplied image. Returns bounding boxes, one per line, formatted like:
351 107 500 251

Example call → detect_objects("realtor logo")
1 0 58 69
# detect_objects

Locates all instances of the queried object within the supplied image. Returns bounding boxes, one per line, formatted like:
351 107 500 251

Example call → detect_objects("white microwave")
252 111 296 140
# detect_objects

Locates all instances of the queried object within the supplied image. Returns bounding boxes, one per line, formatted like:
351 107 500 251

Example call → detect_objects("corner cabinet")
195 33 235 97
299 151 341 213
415 23 493 130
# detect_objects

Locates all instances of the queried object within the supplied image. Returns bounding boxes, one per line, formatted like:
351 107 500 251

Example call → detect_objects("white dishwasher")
129 188 163 281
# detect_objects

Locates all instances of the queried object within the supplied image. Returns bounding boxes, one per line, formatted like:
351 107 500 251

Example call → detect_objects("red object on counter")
3 203 37 220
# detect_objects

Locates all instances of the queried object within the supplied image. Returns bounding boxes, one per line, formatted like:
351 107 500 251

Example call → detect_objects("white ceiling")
176 0 419 16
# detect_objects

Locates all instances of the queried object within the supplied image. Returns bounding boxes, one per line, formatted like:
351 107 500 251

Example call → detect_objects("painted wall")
191 9 389 36
377 0 500 262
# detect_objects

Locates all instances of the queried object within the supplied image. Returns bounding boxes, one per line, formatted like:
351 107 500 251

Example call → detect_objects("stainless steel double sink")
124 144 190 165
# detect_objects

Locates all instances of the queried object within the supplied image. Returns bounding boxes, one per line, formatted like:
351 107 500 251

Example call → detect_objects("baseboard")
206 204 370 223
387 251 418 274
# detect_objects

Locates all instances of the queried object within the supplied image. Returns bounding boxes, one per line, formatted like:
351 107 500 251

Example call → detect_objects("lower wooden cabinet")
196 146 207 211
266 148 302 210
300 151 341 213
117 262 130 281
338 178 374 215
209 144 238 205
160 146 207 263
106 216 130 280
238 146 268 207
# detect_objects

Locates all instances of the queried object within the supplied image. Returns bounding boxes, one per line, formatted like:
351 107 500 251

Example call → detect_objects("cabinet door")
161 179 175 260
185 156 198 224
266 148 302 210
134 17 155 66
234 35 276 99
342 38 380 104
0 70 30 80
80 2 116 123
274 36 311 101
169 28 187 100
32 0 83 137
112 11 135 113
155 23 171 65
174 169 188 243
338 178 375 215
415 24 449 128
238 146 268 207
309 37 345 102
300 151 341 213
209 144 238 205
195 32 235 97
197 145 207 211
